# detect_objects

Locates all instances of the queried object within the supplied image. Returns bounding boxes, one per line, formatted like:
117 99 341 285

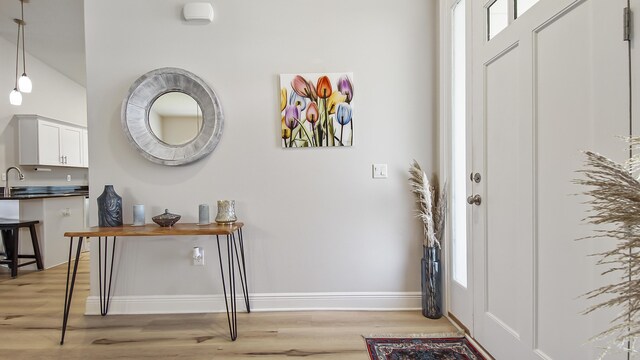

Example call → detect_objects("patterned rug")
365 337 486 360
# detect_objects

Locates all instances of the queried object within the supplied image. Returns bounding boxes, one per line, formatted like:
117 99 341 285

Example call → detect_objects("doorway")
443 0 636 358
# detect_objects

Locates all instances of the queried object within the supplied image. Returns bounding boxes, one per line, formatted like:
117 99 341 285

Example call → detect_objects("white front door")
448 0 635 358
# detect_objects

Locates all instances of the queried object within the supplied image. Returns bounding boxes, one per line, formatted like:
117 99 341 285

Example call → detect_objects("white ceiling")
0 0 86 86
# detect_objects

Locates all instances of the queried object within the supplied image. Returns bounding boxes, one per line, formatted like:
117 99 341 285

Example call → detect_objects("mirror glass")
149 92 203 145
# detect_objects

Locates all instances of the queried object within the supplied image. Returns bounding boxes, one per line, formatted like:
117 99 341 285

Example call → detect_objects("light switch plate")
372 164 388 179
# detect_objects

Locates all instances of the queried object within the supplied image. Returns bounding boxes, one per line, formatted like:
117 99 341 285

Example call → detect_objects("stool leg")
0 229 11 260
29 225 44 270
11 229 18 278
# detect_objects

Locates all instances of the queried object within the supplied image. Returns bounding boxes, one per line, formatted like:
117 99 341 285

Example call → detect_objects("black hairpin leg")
233 228 250 312
60 236 84 345
216 234 237 340
98 236 117 316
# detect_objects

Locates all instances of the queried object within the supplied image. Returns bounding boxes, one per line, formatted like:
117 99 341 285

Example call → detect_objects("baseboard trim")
85 292 421 315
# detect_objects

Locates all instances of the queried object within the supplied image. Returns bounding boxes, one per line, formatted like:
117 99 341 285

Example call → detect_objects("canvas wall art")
280 72 354 148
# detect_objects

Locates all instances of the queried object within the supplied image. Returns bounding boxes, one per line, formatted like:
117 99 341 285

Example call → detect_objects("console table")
60 222 249 344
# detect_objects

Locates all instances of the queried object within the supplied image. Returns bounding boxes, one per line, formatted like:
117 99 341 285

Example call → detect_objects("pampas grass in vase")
408 160 447 249
576 139 640 358
409 160 447 319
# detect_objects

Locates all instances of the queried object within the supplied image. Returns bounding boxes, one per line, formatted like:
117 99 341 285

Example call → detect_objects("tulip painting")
279 72 354 148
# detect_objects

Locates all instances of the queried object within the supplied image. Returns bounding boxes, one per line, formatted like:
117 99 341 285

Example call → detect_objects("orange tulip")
316 76 332 99
306 102 319 124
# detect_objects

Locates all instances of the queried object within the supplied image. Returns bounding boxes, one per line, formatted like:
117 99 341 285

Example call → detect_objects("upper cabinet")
16 115 88 168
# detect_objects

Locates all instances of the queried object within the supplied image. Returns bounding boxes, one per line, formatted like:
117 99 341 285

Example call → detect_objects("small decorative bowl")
152 209 181 227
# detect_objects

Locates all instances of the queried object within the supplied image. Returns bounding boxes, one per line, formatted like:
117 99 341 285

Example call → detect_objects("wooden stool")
0 218 44 278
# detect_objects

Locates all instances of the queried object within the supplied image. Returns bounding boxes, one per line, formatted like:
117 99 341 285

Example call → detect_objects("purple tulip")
337 75 354 103
284 105 300 130
336 103 352 126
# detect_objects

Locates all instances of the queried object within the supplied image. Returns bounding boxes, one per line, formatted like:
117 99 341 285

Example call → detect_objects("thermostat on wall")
183 2 214 23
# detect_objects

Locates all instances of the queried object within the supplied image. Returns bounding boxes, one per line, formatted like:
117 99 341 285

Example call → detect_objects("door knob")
467 194 482 206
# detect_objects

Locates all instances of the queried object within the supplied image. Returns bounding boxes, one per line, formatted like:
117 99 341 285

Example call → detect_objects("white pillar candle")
198 204 210 225
133 204 145 226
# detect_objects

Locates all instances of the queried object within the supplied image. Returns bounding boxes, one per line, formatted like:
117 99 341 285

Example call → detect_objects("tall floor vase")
421 246 442 319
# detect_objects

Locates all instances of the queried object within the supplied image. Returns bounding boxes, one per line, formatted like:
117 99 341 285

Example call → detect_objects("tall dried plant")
408 160 447 248
575 148 640 357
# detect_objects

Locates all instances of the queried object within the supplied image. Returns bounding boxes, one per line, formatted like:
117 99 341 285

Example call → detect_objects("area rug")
365 337 486 360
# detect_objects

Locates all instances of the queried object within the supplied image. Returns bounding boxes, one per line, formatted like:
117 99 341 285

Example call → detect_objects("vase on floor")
97 185 122 227
421 245 442 319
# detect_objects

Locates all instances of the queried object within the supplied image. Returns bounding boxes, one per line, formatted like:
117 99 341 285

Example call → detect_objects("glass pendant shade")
18 74 32 93
10 88 22 106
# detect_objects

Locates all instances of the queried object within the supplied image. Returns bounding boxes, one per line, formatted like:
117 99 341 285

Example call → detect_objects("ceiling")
0 0 86 86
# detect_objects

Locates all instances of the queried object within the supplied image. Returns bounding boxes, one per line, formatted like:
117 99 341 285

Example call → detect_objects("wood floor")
0 255 458 359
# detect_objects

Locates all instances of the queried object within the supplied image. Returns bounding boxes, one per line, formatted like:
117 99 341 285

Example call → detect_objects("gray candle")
133 204 145 226
198 204 210 225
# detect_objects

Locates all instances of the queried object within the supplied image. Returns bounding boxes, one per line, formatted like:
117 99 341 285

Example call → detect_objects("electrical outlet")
1 174 5 181
193 247 204 266
66 174 72 182
372 164 388 179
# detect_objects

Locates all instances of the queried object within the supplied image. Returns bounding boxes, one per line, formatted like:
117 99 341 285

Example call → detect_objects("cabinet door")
37 121 62 165
82 129 89 167
60 126 83 167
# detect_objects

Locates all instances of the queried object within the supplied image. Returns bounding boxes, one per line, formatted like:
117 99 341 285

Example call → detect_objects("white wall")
84 0 438 312
0 36 88 186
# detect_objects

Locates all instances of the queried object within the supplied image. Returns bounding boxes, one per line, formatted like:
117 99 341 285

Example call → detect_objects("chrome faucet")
4 166 25 197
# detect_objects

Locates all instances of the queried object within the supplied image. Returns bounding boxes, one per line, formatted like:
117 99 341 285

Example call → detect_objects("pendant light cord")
20 0 26 74
14 20 20 88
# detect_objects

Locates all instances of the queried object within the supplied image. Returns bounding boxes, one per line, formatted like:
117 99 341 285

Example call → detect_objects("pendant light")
9 18 22 106
17 0 32 93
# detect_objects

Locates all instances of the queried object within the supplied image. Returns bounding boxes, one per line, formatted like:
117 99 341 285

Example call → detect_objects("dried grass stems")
575 149 640 356
408 160 447 248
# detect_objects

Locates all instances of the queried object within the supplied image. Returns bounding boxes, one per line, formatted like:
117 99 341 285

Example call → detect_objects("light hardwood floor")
0 255 458 359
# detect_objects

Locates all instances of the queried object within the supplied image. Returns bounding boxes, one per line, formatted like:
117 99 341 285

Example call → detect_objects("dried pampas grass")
576 148 640 357
408 160 447 248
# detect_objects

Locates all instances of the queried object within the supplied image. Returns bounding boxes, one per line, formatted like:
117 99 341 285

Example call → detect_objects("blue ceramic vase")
97 185 122 227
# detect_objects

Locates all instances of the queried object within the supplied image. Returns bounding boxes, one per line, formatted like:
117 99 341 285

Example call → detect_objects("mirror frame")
121 67 224 166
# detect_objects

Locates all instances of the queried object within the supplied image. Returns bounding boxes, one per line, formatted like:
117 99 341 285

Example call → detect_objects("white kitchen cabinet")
82 128 89 167
16 114 88 168
60 126 83 167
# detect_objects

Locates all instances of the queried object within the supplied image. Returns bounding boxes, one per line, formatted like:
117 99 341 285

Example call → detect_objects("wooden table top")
64 222 243 237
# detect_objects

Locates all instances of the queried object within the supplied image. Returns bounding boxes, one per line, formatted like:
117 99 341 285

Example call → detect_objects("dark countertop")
0 186 88 200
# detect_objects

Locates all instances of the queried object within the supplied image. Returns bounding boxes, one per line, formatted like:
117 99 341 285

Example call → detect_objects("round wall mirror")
121 68 224 166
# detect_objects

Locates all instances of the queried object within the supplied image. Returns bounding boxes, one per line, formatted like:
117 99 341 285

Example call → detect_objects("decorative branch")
408 160 447 248
575 148 640 357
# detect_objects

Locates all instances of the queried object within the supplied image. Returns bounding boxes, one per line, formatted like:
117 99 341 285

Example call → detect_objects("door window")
488 0 509 40
516 0 539 18
452 0 468 287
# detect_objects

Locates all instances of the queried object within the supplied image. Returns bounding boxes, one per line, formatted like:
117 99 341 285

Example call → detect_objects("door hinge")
624 7 632 42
